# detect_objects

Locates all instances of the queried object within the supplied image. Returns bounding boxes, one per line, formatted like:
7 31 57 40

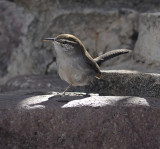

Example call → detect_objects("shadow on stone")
31 93 90 108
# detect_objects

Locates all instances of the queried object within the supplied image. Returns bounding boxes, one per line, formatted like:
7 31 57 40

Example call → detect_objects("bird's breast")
56 56 95 86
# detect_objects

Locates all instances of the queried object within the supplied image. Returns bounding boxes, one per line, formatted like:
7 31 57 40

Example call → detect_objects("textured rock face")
2 70 160 98
134 12 160 64
0 107 159 149
0 72 160 149
0 2 23 79
0 1 35 84
88 70 160 97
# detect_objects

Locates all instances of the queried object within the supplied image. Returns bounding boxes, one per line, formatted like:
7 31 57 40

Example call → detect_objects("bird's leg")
62 84 72 95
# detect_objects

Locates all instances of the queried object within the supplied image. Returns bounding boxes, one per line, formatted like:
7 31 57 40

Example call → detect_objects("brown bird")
44 34 131 94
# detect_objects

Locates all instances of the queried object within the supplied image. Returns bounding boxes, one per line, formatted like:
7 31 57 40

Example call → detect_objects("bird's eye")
62 41 67 44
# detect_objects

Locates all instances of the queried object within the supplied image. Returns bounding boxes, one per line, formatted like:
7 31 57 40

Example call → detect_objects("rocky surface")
0 71 160 148
1 74 69 92
2 70 160 97
0 105 159 149
88 70 160 97
134 12 160 64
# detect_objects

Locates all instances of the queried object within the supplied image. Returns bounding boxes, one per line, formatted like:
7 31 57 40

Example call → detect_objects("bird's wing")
84 50 101 78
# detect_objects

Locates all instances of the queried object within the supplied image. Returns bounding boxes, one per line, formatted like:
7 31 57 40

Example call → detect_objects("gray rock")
0 91 159 148
88 70 160 97
0 1 24 82
2 105 160 149
134 12 160 65
0 71 160 148
14 0 160 11
62 95 159 108
2 74 68 92
2 70 160 97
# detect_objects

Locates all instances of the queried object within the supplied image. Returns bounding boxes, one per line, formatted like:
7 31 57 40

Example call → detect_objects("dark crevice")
130 30 139 50
45 57 56 75
131 30 139 42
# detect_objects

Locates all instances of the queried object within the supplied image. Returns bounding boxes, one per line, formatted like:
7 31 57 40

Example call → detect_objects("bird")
43 34 131 94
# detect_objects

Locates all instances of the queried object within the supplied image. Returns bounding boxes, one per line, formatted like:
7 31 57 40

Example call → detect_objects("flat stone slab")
88 70 160 97
0 90 160 110
0 90 159 148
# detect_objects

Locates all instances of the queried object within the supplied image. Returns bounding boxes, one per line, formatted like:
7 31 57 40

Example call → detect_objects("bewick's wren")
44 34 131 93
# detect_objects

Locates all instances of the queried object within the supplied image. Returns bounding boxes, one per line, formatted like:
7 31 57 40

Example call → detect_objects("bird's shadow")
30 92 90 108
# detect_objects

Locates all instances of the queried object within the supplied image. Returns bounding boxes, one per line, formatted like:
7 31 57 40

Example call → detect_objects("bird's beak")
43 38 56 42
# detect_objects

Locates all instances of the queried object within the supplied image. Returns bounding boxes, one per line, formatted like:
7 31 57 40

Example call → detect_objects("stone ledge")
0 90 159 148
88 70 160 97
2 70 160 98
0 71 160 148
0 91 159 110
0 104 159 149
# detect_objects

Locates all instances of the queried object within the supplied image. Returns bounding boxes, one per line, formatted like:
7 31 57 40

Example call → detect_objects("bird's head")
43 34 85 55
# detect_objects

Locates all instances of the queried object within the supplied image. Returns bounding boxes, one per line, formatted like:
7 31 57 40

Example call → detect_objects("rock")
88 70 160 97
14 0 160 11
0 91 160 148
62 95 158 108
2 70 160 97
0 71 160 148
2 106 160 149
134 12 160 65
0 1 25 83
2 74 68 92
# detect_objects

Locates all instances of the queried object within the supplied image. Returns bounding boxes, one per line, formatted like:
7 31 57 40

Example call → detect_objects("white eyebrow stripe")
57 39 77 44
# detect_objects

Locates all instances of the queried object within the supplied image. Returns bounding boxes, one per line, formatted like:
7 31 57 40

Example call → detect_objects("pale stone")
134 12 160 64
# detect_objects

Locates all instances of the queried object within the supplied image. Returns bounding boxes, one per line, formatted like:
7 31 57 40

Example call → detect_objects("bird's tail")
94 49 131 66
